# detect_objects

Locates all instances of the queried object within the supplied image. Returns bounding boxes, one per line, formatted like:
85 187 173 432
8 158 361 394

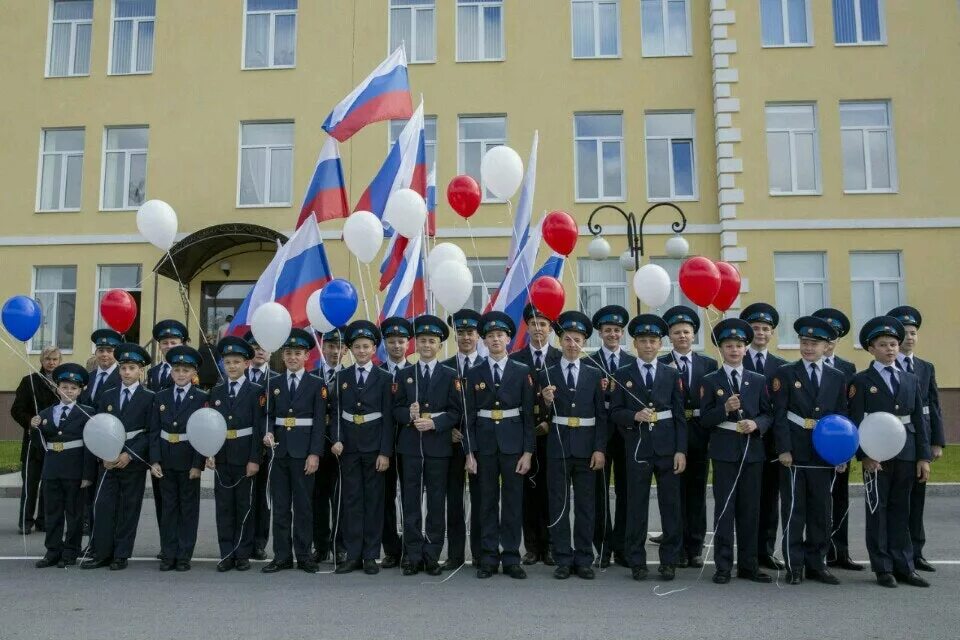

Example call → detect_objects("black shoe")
521 551 539 565
575 565 595 580
806 568 840 585
312 550 329 564
35 556 58 569
613 553 630 568
658 565 675 581
175 561 191 572
632 566 648 581
17 525 33 535
109 559 128 571
425 563 442 577
80 557 111 570
759 555 784 571
235 559 251 571
713 570 731 584
217 558 236 572
648 534 663 545
155 552 164 561
829 555 864 571
504 564 527 579
261 559 294 573
402 565 419 576
554 565 571 580
675 557 689 569
737 568 773 583
334 559 361 574
57 558 75 568
298 560 319 574
598 555 611 569
542 551 556 566
476 565 494 579
894 571 930 588
915 557 936 573
35 523 45 533
688 555 704 568
381 555 399 569
335 551 348 564
251 548 267 561
876 572 897 588
788 570 803 585
363 559 380 575
159 560 175 572
441 558 464 570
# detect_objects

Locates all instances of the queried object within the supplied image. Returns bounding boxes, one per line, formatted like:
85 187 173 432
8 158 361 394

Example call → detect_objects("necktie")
643 363 654 390
905 357 914 374
755 353 765 372
810 363 820 394
254 369 262 384
289 373 298 395
461 357 471 376
566 363 576 389
94 371 107 398
357 368 366 388
230 381 238 399
421 364 431 395
326 368 334 385
175 388 184 410
493 363 501 386
59 405 69 426
120 388 131 412
162 364 170 383
679 355 689 385
534 350 543 370
885 366 900 395
730 369 740 394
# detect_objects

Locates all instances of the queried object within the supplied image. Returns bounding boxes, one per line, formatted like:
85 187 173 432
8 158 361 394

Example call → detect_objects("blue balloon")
2 296 43 342
319 279 358 327
813 414 859 466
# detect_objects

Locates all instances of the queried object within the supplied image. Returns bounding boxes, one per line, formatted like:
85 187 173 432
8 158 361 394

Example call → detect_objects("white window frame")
849 250 904 347
36 128 85 213
458 115 507 203
833 0 886 46
774 251 829 348
456 0 505 63
644 111 698 202
236 121 295 208
108 0 155 75
468 258 507 311
761 0 813 48
571 0 622 59
640 0 692 57
29 265 77 354
577 258 630 350
389 0 437 64
765 102 821 196
45 0 94 78
93 264 142 331
242 0 298 70
100 126 149 211
840 100 897 194
573 112 625 203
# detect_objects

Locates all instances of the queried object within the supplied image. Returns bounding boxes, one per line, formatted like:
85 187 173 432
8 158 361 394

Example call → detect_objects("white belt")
341 411 382 425
639 410 673 424
125 429 144 440
274 418 313 427
478 408 521 420
864 412 910 425
160 430 189 443
46 439 83 452
922 406 930 416
552 416 596 428
225 427 254 439
787 412 817 430
684 409 701 418
718 421 742 432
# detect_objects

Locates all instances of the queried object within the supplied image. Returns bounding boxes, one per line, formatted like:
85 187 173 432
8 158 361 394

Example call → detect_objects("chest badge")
716 389 724 397
342 382 348 390
406 377 413 384
870 386 878 394
215 400 221 407
794 381 802 389
107 405 113 412
771 379 781 393
479 382 486 390
42 419 48 425
159 405 166 412
626 381 633 388
274 388 280 395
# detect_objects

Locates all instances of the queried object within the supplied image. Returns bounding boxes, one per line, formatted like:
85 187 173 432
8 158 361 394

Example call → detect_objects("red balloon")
542 210 578 256
712 262 742 312
100 289 137 334
447 175 482 219
678 257 721 308
528 277 565 322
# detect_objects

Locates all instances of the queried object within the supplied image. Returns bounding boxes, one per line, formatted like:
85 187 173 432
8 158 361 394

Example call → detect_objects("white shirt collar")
252 364 268 373
488 354 509 372
560 357 580 370
388 359 405 371
747 347 768 359
175 383 191 394
637 358 658 371
97 363 118 376
873 360 897 375
227 377 245 390
121 381 139 393
529 342 547 357
896 353 912 366
286 369 305 381
672 350 692 363
420 359 435 374
722 363 744 377
458 351 478 364
59 401 76 410
356 362 372 373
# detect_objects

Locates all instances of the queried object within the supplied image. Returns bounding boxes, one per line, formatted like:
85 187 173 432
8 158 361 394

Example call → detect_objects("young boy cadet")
699 319 774 585
771 317 847 586
537 311 607 580
849 316 930 589
331 320 395 575
313 326 347 564
243 330 275 560
261 329 325 575
466 311 534 580
379 316 412 569
146 320 188 391
610 314 687 582
392 315 464 576
81 328 122 535
207 336 264 572
30 364 94 568
149 345 207 572
82 344 154 571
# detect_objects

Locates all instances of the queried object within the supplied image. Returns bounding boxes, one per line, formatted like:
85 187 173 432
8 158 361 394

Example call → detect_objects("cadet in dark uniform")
145 320 187 392
849 317 930 588
392 315 464 575
583 305 634 568
30 364 94 568
610 315 687 581
771 317 846 585
82 344 154 571
261 329 325 574
699 319 774 584
81 329 122 535
888 305 944 574
244 330 275 560
467 311 534 580
313 326 348 564
537 311 607 580
208 337 264 572
148 346 207 571
659 305 718 568
379 316 412 569
740 302 787 571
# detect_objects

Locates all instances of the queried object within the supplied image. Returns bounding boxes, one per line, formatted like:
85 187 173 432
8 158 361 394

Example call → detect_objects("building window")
833 0 884 45
578 258 628 349
458 115 506 202
572 0 620 58
641 0 690 57
850 251 903 336
390 0 436 63
238 122 294 207
31 266 77 352
38 129 85 212
457 0 503 62
765 103 820 195
761 0 811 47
389 116 438 170
110 0 155 75
645 111 696 201
244 0 297 69
574 113 624 202
102 126 148 210
47 0 93 77
467 259 507 311
774 252 828 344
840 101 896 193
650 257 704 346
95 264 142 343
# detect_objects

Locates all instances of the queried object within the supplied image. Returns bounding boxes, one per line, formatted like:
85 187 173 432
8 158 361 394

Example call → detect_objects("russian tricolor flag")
377 231 426 360
297 137 349 228
503 255 565 353
322 47 413 142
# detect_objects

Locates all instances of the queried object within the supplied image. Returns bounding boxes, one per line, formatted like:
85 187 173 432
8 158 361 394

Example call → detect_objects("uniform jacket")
771 361 847 464
610 361 687 458
464 357 535 456
392 362 463 458
149 386 208 471
658 351 719 450
209 378 265 466
699 367 773 463
848 366 929 462
536 362 608 459
97 384 155 465
330 364 394 456
33 403 96 480
266 371 327 459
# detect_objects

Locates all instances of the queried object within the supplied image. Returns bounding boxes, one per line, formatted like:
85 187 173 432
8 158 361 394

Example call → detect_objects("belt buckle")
226 429 237 439
649 413 658 425
685 409 693 418
353 414 365 425
490 409 503 420
168 433 180 444
284 417 296 428
420 412 432 419
52 442 64 453
804 418 816 430
568 417 580 428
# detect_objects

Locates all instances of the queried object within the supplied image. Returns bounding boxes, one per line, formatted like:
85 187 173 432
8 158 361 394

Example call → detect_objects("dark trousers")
18 435 44 529
341 452 385 562
908 478 928 561
91 465 147 561
779 465 832 572
253 449 271 551
313 451 342 556
270 456 315 564
478 452 523 568
159 470 200 562
382 453 403 558
864 459 916 575
828 466 851 561
624 454 682 567
151 475 163 530
522 436 550 557
681 444 710 558
42 479 82 560
446 447 481 563
594 430 626 558
401 455 449 565
757 457 780 560
214 464 255 560
547 457 595 568
713 460 762 573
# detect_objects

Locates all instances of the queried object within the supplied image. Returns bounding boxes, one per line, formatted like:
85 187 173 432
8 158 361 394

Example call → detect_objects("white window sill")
769 190 821 197
408 59 437 65
456 58 506 64
45 73 90 79
100 207 139 212
761 43 814 49
108 70 153 76
36 208 81 214
641 52 693 59
843 189 898 195
236 203 292 209
575 197 626 204
835 41 886 47
648 196 697 203
242 64 297 71
572 54 623 60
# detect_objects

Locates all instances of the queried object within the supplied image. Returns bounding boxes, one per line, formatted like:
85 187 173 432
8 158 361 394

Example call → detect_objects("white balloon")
186 408 227 458
136 199 178 251
383 188 427 239
306 290 335 333
620 250 637 272
665 235 690 259
588 236 611 260
481 146 523 200
859 412 907 462
343 211 384 264
633 264 672 308
83 413 126 462
250 302 292 353
429 260 474 313
428 243 467 278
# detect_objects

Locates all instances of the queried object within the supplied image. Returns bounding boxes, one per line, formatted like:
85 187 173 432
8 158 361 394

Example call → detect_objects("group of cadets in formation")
18 298 944 588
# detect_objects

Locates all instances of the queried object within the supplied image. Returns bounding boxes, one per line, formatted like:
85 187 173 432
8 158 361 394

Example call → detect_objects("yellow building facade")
0 1 957 438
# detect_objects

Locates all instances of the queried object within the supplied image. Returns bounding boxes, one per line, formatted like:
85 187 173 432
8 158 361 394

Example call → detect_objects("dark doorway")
201 281 255 338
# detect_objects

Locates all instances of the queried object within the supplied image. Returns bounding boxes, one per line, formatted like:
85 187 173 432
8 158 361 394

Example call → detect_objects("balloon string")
354 255 373 322
463 219 488 308
165 251 225 384
364 264 382 320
